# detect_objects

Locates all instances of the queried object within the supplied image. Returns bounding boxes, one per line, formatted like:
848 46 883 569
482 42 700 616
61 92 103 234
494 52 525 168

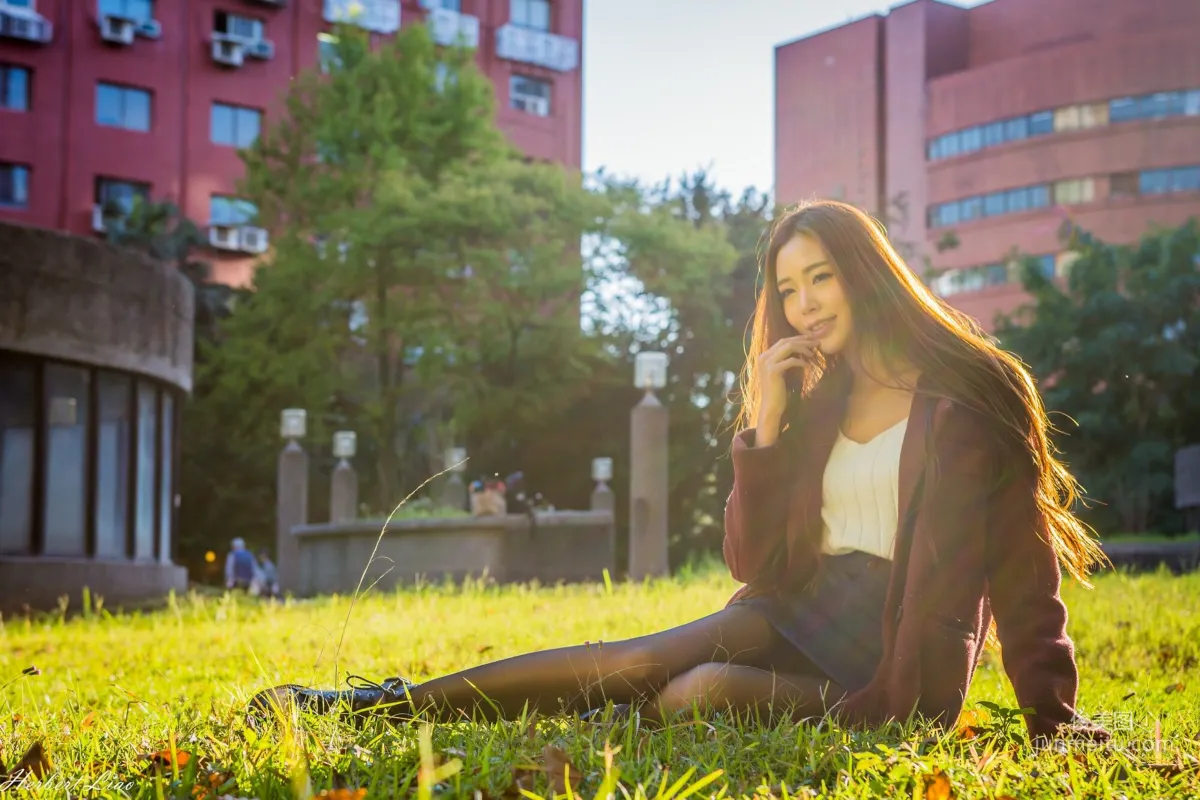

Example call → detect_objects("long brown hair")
735 200 1107 586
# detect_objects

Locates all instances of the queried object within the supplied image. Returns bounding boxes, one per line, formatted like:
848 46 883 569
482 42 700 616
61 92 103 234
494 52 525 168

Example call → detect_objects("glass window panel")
959 126 982 152
124 88 150 131
1139 169 1171 195
1053 105 1081 131
1080 102 1108 128
1029 185 1051 207
95 372 131 559
1144 92 1170 119
211 103 234 145
529 0 550 30
960 196 982 221
1110 171 1139 197
1036 254 1055 279
961 268 984 291
236 108 260 148
1029 110 1054 135
1171 166 1200 193
1109 97 1137 122
1054 180 1079 205
43 365 89 557
1004 116 1029 141
927 139 940 160
96 83 123 127
1007 187 1029 213
985 264 1009 286
2 65 30 111
983 192 1006 217
0 359 35 555
1166 91 1187 116
158 391 173 563
134 381 157 560
982 122 1005 148
1185 90 1200 116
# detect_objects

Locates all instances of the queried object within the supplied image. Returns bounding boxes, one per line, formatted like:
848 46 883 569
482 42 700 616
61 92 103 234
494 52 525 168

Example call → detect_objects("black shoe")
247 675 416 723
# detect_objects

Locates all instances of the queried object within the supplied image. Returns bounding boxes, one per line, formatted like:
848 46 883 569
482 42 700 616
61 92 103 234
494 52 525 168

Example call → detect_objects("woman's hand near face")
754 334 819 448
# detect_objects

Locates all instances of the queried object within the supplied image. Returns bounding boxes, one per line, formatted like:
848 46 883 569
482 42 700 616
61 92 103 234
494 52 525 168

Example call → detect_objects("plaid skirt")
731 550 891 694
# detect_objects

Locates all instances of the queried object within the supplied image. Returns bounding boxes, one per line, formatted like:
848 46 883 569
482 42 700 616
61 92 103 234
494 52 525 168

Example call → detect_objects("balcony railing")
428 7 479 49
496 24 578 72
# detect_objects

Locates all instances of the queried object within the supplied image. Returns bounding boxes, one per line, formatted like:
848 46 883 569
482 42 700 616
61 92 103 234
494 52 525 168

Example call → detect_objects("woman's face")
774 233 855 356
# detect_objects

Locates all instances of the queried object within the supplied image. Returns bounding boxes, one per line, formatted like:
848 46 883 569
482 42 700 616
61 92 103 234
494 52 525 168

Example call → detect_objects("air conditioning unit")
208 225 241 250
99 14 135 45
246 38 274 59
239 226 269 254
136 19 162 38
0 8 53 43
211 36 245 67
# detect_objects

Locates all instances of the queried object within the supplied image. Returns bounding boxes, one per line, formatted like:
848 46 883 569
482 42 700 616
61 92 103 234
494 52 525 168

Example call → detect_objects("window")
95 177 149 215
1186 90 1200 116
1029 185 1051 208
134 381 156 560
1 63 30 111
983 192 1006 217
1053 105 1081 132
1053 178 1094 205
1029 110 1054 135
214 11 264 41
1109 97 1138 123
210 195 257 226
510 0 550 30
318 32 341 73
959 196 982 222
1080 102 1108 128
0 358 35 555
99 0 154 24
96 83 151 131
1143 92 1171 119
1004 116 1029 141
1110 172 1139 197
43 365 90 557
1032 254 1055 279
510 75 550 116
959 126 982 153
0 163 29 208
95 372 131 559
984 263 1008 286
426 0 462 9
1007 187 1030 213
1171 166 1200 193
211 103 261 148
1139 169 1171 195
982 121 1005 148
939 132 959 159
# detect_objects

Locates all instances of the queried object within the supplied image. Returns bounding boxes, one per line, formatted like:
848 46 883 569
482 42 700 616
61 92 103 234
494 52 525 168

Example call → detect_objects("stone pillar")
276 440 308 593
629 391 668 579
591 481 614 513
330 459 358 523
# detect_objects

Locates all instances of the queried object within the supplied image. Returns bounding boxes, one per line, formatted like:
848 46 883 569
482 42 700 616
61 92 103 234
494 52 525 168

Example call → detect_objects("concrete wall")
294 511 615 596
0 222 194 392
0 557 187 614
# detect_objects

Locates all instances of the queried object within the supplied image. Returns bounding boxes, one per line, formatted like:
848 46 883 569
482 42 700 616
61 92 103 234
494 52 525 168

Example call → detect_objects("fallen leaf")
5 741 52 781
924 768 953 800
315 790 366 799
11 714 21 726
146 747 193 771
1165 683 1185 694
1122 691 1136 701
957 709 987 740
80 712 97 730
544 745 582 796
192 769 235 799
477 645 494 656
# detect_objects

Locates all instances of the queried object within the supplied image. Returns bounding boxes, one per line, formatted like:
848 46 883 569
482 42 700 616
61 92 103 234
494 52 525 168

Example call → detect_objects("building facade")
775 0 1200 330
0 222 192 612
0 0 583 286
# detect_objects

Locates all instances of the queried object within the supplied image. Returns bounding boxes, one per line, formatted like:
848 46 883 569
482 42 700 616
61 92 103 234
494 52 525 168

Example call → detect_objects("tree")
996 219 1200 533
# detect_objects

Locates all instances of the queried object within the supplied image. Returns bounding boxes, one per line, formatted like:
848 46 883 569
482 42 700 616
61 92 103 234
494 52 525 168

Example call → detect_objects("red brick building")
0 0 582 286
775 0 1200 330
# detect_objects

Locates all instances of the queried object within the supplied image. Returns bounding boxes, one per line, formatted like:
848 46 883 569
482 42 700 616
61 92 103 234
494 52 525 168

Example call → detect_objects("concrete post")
629 390 668 579
591 481 614 512
330 459 358 523
441 473 467 511
276 439 309 593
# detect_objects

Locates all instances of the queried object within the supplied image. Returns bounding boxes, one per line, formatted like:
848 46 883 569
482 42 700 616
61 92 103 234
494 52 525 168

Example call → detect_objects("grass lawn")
1 563 1198 798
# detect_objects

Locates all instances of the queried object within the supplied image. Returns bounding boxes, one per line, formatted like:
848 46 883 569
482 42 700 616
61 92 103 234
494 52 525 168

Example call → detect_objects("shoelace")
345 674 412 695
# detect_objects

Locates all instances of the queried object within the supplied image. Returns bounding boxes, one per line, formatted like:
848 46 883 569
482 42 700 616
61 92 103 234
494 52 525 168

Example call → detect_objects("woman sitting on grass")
251 200 1110 746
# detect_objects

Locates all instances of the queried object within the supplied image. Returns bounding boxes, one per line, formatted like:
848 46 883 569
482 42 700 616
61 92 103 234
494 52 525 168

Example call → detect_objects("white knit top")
820 418 909 560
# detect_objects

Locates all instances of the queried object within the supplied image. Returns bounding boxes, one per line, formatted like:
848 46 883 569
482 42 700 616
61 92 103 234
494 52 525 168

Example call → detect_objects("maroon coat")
723 373 1110 746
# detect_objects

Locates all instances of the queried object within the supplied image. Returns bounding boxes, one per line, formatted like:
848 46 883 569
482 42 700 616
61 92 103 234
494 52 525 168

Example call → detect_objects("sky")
581 0 987 196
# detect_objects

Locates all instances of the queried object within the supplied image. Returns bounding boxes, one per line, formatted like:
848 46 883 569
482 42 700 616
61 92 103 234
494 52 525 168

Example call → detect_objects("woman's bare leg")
405 605 800 721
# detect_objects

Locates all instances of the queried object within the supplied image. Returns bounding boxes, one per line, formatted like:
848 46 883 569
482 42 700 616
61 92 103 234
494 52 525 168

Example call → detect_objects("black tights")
405 605 846 723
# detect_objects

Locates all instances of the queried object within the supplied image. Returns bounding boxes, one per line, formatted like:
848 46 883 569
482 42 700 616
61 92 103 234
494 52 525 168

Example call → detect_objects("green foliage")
996 219 1200 533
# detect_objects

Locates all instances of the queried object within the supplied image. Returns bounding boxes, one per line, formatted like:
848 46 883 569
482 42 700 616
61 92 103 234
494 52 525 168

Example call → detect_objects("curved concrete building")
0 222 193 612
775 0 1200 330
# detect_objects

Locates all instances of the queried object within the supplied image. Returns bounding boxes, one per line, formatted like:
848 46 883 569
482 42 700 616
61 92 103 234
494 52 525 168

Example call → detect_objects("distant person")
250 200 1111 748
256 551 280 599
225 538 258 592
